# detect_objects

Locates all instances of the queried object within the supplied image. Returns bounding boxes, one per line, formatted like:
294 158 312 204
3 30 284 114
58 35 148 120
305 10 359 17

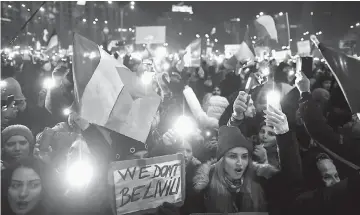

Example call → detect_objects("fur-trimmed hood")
193 161 280 192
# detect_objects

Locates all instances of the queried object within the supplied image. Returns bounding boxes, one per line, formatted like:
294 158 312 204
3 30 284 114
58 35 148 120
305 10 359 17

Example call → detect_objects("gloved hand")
162 129 178 146
264 105 289 135
253 145 268 164
233 91 250 120
295 71 310 93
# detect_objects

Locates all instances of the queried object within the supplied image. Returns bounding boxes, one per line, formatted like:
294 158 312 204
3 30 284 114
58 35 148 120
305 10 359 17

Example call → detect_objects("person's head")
312 88 330 109
316 154 340 187
216 126 253 180
258 123 276 148
1 77 26 113
212 86 221 96
181 140 193 166
2 125 34 163
245 97 256 118
2 157 45 215
321 80 332 91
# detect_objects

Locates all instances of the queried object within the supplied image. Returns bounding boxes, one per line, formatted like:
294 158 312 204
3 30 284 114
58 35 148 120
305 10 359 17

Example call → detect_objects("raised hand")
264 105 289 135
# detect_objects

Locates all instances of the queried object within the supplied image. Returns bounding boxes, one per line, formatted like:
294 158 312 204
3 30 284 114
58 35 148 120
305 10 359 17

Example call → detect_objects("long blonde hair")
207 157 267 213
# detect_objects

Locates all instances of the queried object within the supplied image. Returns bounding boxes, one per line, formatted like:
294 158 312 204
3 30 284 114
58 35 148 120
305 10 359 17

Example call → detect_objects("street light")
108 1 112 4
350 25 354 28
279 12 283 16
130 1 135 6
40 7 44 12
21 4 25 7
259 12 264 16
196 34 200 38
310 12 314 15
256 15 260 18
82 18 86 22
214 38 218 42
301 38 304 41
356 23 360 27
95 18 98 21
104 20 108 24
205 34 209 38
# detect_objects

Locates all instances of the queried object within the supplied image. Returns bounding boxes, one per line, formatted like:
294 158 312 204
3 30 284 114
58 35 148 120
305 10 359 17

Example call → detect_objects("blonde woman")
188 104 302 214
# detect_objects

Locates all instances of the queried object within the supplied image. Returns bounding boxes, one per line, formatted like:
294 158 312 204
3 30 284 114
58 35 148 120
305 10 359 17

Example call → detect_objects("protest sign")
135 26 166 44
224 44 241 59
109 154 185 215
273 50 291 62
297 40 311 56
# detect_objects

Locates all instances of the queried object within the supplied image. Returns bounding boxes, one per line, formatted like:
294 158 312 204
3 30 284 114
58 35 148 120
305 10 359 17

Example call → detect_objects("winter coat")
291 173 360 215
299 92 360 166
186 131 303 215
183 86 228 130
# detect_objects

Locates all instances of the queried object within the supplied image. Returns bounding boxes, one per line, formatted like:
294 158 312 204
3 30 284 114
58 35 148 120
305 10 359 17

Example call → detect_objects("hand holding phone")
296 57 302 74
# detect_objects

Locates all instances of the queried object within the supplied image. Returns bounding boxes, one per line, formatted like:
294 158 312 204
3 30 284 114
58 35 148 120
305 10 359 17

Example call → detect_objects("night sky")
139 1 360 33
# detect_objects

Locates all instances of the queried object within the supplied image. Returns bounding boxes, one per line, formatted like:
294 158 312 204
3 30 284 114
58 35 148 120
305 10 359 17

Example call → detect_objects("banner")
135 26 166 44
224 44 241 59
273 50 291 62
297 40 311 56
109 154 185 215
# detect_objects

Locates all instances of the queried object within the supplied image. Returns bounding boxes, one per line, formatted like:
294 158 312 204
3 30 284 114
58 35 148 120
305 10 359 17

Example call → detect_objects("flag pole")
285 12 291 48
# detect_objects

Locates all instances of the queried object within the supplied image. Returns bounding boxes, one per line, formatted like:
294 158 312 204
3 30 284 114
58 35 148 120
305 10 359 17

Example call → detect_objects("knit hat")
217 126 253 160
1 125 34 147
206 96 229 120
312 88 330 104
1 77 25 100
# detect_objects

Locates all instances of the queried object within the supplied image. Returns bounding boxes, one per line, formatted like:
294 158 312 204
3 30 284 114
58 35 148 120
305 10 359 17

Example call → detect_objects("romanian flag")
72 33 161 143
225 25 255 69
44 30 59 55
318 42 360 116
254 15 278 42
184 38 201 67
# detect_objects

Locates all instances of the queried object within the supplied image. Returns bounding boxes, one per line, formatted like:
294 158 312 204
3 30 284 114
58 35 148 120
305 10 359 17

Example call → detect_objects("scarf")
224 174 244 193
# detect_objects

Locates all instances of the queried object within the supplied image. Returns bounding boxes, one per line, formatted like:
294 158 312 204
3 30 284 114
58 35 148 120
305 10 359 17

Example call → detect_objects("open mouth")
234 168 243 174
17 201 29 209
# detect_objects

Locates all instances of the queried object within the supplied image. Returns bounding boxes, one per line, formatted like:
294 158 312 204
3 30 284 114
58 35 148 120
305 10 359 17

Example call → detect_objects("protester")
1 125 35 169
1 157 50 215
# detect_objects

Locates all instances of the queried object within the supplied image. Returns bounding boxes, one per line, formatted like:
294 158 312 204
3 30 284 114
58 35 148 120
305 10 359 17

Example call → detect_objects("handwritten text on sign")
113 158 183 215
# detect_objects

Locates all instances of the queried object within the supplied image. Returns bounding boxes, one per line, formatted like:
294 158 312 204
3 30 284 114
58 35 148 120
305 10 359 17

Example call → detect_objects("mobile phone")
301 57 313 78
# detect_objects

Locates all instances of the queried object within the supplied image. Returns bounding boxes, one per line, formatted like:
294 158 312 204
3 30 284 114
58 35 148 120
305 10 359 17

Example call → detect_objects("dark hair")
1 157 49 215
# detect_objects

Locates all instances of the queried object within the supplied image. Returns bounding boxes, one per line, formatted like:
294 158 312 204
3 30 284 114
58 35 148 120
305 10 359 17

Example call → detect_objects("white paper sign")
135 26 166 44
224 44 241 59
297 40 311 56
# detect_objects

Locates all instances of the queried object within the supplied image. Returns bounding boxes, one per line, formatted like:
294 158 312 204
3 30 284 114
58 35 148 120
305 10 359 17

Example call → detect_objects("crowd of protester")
1 44 360 215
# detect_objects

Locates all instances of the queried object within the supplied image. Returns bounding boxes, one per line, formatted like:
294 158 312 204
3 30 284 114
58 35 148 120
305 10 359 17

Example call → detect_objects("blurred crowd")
1 44 360 215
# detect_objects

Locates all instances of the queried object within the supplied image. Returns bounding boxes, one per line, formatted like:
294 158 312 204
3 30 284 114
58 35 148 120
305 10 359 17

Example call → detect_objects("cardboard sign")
297 40 311 56
135 26 166 44
273 50 291 62
224 44 241 59
109 154 185 215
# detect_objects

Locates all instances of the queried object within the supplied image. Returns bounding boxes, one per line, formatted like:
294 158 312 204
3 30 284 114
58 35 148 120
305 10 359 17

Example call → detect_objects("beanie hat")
312 88 330 104
1 77 25 100
206 96 229 120
1 125 34 147
217 126 253 160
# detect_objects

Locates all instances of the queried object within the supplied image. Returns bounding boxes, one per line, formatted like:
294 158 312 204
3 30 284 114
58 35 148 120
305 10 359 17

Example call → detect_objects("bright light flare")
162 62 170 70
63 108 71 116
154 47 168 59
173 116 196 137
141 72 154 85
266 90 281 108
66 160 93 188
0 80 7 88
205 131 211 137
288 69 295 76
261 67 270 76
43 78 55 89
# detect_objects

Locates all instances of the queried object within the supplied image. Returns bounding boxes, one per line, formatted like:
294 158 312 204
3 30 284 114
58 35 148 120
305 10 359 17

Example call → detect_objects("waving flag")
184 38 201 67
225 25 255 70
254 15 278 42
72 33 161 143
317 42 360 116
44 30 59 55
